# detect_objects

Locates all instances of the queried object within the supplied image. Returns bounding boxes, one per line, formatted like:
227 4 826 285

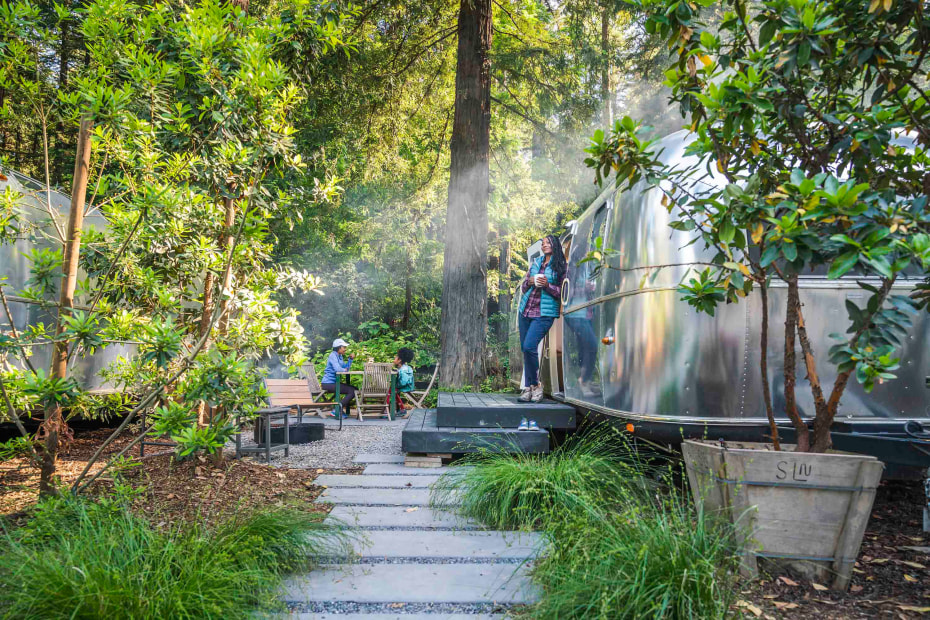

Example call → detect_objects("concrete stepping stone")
353 453 405 464
353 530 542 559
317 487 439 505
327 505 482 529
316 474 441 488
363 463 470 475
283 563 538 604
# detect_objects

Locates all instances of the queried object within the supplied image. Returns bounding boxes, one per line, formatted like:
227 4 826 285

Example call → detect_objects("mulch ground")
741 480 930 619
0 427 362 526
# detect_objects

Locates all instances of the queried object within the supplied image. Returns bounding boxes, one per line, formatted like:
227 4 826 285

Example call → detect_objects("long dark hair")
542 234 567 279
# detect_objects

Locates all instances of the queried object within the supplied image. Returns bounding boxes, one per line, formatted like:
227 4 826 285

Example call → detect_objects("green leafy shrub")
0 497 353 619
0 436 34 461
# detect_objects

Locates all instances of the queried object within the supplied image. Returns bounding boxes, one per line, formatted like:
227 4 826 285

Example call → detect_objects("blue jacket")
397 364 415 392
518 256 563 318
321 351 352 384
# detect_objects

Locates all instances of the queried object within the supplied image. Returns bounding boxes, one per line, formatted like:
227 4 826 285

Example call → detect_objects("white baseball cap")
332 338 350 348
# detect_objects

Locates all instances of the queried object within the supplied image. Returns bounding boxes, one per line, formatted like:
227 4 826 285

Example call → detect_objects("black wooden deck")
401 408 550 455
436 391 576 429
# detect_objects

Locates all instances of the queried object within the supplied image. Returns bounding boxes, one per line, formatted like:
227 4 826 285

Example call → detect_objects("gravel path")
230 418 405 469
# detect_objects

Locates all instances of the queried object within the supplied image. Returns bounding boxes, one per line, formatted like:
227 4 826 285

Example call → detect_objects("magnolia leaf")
773 602 800 610
812 583 828 591
736 600 762 617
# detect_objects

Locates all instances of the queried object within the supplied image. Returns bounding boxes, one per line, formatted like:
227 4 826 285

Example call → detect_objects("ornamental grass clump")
530 490 738 620
429 425 652 530
0 497 353 619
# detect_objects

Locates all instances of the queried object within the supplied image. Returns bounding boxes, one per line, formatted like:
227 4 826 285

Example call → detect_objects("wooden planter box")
682 440 883 590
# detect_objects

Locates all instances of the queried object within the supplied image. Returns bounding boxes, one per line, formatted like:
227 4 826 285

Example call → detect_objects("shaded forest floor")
0 428 362 526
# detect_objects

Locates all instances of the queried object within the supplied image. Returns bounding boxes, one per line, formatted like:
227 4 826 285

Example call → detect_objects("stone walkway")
283 453 542 619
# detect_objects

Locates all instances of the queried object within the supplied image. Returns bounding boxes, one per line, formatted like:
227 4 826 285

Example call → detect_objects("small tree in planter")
585 0 930 588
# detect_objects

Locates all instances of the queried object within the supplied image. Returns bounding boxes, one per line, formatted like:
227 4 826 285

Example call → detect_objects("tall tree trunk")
439 0 492 388
758 273 779 450
812 277 895 452
402 253 412 330
497 232 511 341
601 4 612 126
783 275 810 451
40 118 92 496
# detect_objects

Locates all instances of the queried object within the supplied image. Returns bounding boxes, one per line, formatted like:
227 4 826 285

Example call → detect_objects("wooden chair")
299 364 337 405
402 364 439 410
264 378 336 421
357 362 393 421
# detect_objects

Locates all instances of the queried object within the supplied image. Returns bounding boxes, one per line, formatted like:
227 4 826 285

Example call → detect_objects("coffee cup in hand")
534 274 547 286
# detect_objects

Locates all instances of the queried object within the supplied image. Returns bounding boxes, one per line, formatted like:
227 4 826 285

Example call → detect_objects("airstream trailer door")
562 197 613 407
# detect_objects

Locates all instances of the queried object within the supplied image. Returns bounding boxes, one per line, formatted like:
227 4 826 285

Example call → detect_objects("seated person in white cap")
321 338 356 417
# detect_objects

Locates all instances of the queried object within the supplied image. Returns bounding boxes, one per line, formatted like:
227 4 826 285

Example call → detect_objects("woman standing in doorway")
517 235 567 403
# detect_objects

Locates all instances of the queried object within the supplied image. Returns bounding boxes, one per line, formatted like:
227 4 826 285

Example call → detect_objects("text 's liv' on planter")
682 439 884 590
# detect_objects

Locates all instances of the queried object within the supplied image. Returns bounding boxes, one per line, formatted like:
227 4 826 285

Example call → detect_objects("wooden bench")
264 378 336 420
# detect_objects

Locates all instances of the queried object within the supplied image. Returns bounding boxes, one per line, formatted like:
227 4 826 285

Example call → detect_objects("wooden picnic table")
334 369 398 430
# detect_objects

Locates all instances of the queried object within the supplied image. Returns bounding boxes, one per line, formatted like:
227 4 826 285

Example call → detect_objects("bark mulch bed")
0 427 362 526
739 480 929 619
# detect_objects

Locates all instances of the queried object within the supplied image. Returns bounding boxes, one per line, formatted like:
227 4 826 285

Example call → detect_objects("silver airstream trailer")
0 167 127 390
510 131 930 468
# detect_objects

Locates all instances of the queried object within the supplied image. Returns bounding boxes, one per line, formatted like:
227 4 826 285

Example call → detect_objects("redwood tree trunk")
40 118 92 496
439 0 492 388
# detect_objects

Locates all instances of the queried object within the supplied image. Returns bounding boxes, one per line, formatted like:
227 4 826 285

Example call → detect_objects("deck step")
327 505 482 529
402 408 550 455
437 391 576 429
283 563 538 604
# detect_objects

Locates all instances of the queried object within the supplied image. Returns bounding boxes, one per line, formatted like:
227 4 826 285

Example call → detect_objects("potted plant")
584 0 930 589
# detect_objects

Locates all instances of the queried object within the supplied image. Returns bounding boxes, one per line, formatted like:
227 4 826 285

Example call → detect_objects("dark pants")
519 314 554 387
321 383 357 410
